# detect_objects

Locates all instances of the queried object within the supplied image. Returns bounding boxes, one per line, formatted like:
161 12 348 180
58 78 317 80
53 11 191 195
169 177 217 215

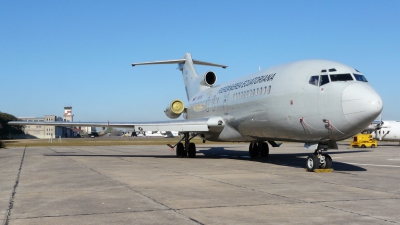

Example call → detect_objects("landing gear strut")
171 133 197 158
306 149 332 172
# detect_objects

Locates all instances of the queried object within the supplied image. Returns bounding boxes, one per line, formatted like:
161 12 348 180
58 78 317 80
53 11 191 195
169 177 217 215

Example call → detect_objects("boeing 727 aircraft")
9 53 383 171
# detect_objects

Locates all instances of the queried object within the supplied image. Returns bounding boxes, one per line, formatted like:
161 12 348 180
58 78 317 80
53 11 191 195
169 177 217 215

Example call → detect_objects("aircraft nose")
342 83 383 130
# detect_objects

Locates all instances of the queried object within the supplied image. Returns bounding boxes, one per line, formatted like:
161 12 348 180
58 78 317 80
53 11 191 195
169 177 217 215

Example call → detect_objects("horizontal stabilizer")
132 58 227 68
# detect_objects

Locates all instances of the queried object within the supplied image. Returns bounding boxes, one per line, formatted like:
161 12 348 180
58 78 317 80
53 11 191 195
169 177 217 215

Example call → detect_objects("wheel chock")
305 168 334 172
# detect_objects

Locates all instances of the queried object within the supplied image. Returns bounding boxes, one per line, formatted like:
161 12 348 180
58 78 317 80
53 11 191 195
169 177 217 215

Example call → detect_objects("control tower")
63 106 74 122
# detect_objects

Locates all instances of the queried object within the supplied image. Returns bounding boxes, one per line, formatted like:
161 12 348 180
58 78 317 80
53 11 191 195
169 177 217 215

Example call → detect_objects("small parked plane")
137 131 179 138
9 53 383 171
365 119 400 144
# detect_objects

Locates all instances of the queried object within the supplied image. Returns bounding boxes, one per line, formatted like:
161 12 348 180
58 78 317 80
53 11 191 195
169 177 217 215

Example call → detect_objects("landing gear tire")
188 143 196 158
306 154 319 172
321 154 332 169
249 143 259 158
258 142 269 158
176 143 185 158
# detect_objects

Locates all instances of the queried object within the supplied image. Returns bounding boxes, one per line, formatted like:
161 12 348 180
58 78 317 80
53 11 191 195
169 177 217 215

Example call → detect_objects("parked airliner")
9 53 383 171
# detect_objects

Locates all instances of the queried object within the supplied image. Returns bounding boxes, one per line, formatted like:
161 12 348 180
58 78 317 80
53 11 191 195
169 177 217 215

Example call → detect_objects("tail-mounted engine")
199 71 217 87
197 71 217 87
164 99 185 119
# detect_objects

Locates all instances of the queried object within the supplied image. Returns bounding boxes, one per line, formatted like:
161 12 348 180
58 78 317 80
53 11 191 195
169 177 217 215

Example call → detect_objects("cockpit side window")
330 73 353 82
309 75 319 86
353 74 368 82
320 75 330 86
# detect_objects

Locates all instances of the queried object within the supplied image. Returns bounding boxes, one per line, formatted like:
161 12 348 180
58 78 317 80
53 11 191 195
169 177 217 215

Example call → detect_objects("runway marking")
344 162 400 168
6 147 26 225
387 159 400 161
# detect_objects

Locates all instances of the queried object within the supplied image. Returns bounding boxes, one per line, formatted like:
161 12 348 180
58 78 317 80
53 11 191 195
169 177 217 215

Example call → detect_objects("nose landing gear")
306 149 332 172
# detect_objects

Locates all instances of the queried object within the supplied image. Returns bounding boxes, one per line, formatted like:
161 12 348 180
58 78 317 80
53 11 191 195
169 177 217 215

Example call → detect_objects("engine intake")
200 71 217 87
164 99 185 119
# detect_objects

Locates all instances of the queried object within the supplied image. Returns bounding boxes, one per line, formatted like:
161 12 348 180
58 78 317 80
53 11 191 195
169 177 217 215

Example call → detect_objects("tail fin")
132 53 227 101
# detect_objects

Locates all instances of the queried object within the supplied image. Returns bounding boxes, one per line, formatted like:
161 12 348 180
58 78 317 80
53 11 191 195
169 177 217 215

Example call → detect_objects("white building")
18 106 76 139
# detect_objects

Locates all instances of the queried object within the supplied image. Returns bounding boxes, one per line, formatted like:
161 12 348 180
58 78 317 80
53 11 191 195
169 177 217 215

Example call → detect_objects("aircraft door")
303 74 330 115
303 75 321 114
223 91 230 115
212 95 216 111
206 97 211 112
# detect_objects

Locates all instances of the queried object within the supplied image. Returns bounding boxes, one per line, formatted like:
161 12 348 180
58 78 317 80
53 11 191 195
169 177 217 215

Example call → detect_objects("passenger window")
320 75 330 86
309 76 319 86
330 73 353 81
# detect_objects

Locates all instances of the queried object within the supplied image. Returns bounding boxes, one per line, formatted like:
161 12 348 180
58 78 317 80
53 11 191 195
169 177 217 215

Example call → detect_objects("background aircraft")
9 53 383 171
136 131 179 138
366 119 400 144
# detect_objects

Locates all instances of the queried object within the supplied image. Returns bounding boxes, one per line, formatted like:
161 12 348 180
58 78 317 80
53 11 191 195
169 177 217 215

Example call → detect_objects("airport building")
16 106 77 139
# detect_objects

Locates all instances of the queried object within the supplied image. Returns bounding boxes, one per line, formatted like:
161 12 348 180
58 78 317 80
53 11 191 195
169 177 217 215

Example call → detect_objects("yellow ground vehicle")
350 134 378 148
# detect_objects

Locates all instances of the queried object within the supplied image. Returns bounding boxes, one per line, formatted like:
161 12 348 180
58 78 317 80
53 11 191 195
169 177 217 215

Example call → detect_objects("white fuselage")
185 60 383 143
371 121 400 142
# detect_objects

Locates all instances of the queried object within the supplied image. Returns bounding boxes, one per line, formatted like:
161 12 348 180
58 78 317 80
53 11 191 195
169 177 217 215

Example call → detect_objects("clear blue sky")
1 0 399 122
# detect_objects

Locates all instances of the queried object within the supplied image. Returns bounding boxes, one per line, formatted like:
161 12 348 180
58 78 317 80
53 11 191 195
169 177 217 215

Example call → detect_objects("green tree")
0 111 25 139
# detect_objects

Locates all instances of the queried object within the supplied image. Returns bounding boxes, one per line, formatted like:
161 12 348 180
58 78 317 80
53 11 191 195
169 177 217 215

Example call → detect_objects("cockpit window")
353 74 368 82
309 76 319 86
330 73 353 82
320 75 330 86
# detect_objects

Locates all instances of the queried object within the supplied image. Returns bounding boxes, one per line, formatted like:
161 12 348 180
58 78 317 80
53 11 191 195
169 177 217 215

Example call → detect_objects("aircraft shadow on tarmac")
196 147 368 172
44 146 369 172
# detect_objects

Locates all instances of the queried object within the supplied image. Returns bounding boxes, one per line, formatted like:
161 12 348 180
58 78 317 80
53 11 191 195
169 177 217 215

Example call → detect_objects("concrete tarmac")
1 142 400 224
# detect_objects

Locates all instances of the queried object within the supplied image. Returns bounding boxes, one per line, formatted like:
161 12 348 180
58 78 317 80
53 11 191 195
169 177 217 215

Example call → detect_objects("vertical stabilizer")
178 53 198 101
131 53 227 101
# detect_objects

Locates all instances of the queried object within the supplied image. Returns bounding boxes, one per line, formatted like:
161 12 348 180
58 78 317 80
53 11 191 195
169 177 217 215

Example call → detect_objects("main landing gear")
249 142 270 158
306 149 332 172
170 133 197 158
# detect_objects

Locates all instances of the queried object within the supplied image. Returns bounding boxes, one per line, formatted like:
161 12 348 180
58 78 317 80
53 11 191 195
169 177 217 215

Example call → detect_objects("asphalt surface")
1 142 400 224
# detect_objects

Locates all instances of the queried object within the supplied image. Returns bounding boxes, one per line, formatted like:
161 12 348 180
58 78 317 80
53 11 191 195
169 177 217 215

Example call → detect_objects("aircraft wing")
8 117 225 133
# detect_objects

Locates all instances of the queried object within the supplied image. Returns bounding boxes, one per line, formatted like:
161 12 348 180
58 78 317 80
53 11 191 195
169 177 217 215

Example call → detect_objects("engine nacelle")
164 99 185 119
199 71 217 87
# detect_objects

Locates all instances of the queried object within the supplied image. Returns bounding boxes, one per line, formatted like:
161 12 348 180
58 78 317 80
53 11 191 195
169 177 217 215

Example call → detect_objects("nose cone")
342 83 383 130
